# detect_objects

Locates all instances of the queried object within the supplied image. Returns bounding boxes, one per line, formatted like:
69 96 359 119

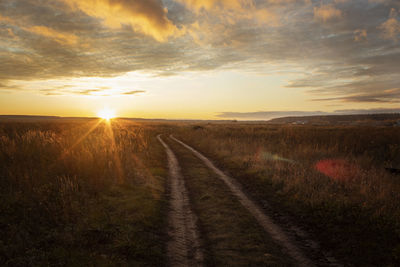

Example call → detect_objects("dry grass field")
1 118 400 266
0 118 169 265
174 123 400 266
2 1 399 266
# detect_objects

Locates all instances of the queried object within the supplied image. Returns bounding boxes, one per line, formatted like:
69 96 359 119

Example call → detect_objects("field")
1 118 400 266
0 119 169 265
174 123 400 265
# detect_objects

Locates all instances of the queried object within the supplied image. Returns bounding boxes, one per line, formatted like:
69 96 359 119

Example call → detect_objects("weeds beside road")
174 123 400 266
1 119 399 266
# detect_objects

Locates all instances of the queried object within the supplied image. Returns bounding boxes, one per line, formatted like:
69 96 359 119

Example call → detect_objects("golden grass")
174 123 400 265
0 119 168 265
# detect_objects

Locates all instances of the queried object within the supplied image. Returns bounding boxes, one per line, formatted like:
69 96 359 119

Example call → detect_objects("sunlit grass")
173 123 400 265
0 119 168 265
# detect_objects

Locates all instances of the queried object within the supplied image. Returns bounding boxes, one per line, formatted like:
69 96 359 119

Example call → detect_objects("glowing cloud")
177 0 252 12
0 14 79 45
354 29 367 42
378 8 400 41
178 0 278 25
64 0 179 42
27 26 79 45
314 4 342 22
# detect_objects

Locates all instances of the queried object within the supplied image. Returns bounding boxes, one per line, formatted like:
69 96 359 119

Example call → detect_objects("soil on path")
171 135 341 267
157 135 204 267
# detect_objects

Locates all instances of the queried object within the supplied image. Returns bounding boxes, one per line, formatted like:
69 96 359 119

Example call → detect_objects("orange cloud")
177 0 252 11
27 26 78 45
179 0 278 27
0 14 15 24
314 4 342 22
64 0 179 42
179 0 309 10
180 0 280 48
7 28 15 38
0 16 17 39
378 9 400 41
0 14 78 45
267 0 310 3
354 29 367 42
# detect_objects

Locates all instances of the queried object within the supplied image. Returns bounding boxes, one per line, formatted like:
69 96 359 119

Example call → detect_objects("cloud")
178 0 308 11
26 26 78 45
216 111 329 120
314 4 342 22
0 82 21 92
76 89 103 95
64 0 179 42
378 8 400 40
217 108 400 120
0 14 16 24
354 29 367 41
333 108 400 114
177 0 279 26
176 0 252 12
313 88 400 103
70 88 145 96
122 90 146 95
0 0 399 105
267 0 310 4
39 89 64 96
3 79 147 96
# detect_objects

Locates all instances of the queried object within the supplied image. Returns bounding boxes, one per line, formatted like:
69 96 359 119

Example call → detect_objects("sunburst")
97 108 116 121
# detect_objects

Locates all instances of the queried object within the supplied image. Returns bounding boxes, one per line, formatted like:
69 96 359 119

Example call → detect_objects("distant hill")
0 115 96 121
267 113 400 126
0 115 60 119
2 114 400 126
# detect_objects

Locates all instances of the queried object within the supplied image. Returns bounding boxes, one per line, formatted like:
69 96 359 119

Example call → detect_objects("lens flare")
315 159 360 182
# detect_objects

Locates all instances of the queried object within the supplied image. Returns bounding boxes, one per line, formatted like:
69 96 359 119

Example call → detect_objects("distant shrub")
192 125 204 130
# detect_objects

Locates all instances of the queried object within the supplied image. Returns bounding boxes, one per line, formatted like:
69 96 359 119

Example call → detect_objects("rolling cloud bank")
0 0 399 108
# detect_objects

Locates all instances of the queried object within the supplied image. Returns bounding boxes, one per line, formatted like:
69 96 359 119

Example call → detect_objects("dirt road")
170 135 315 267
159 134 341 266
157 135 204 267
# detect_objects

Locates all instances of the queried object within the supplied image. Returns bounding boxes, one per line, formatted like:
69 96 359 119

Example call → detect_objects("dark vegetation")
175 123 400 266
2 117 400 266
268 113 400 126
166 138 293 266
0 119 168 266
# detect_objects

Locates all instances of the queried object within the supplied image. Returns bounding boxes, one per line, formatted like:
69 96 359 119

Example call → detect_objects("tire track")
170 135 316 267
157 135 204 267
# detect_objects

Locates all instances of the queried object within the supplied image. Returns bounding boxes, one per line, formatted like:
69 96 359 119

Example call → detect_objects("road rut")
157 135 204 267
170 135 316 267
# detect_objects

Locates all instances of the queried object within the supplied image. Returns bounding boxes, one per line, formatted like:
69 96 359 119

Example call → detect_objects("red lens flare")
315 159 360 182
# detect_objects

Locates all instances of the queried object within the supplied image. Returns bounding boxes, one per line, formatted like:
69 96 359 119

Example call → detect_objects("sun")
97 108 116 121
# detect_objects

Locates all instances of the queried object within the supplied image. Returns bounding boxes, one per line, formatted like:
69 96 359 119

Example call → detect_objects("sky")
0 0 399 120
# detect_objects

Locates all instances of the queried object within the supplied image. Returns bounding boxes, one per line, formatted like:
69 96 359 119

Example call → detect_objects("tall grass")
0 119 168 265
175 124 400 265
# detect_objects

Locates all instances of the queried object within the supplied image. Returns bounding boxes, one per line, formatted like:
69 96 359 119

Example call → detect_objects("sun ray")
59 118 103 159
104 119 125 183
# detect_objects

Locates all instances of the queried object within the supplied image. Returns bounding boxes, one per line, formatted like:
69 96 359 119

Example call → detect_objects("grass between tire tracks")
166 137 294 266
